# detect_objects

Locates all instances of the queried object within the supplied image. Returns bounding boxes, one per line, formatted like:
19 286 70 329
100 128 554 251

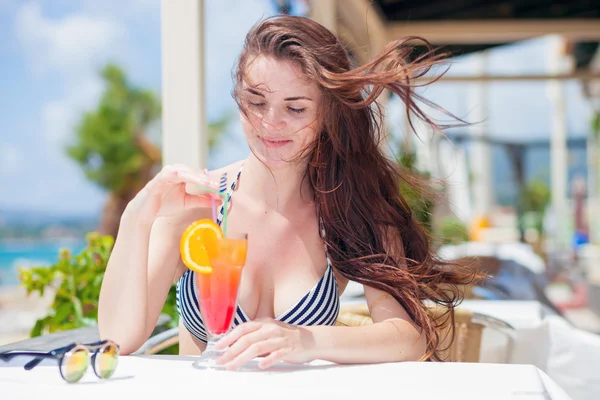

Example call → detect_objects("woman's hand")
214 319 317 370
124 164 221 224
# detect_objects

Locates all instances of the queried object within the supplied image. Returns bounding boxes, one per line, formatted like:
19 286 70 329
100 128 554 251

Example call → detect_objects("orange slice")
180 219 223 274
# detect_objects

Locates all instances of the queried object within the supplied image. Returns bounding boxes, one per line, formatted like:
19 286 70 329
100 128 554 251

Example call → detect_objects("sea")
0 240 87 287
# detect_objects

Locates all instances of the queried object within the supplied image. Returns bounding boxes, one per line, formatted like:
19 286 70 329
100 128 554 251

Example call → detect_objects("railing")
0 314 172 353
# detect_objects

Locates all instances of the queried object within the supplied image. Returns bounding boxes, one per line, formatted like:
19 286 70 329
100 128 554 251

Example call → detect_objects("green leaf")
30 317 50 338
54 302 73 324
72 297 84 324
591 110 599 139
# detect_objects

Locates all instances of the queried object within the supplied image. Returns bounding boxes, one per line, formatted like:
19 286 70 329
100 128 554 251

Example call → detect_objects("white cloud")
70 0 160 27
42 101 73 146
13 2 131 150
41 76 104 146
0 145 20 177
15 1 127 78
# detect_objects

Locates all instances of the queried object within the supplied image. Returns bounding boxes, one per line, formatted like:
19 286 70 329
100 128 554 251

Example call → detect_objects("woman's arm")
98 213 184 355
307 285 426 364
214 285 426 369
98 163 218 355
310 227 426 364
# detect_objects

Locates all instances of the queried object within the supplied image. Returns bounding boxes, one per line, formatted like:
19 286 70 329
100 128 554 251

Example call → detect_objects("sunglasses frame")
0 339 120 383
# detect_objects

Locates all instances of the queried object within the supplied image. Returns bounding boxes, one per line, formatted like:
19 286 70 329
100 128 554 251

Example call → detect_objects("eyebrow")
245 88 312 102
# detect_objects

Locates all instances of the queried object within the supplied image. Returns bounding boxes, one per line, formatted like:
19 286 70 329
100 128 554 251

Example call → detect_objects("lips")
260 136 292 148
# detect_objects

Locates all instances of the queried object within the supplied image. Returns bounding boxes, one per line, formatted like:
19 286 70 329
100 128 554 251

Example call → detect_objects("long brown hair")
232 15 482 361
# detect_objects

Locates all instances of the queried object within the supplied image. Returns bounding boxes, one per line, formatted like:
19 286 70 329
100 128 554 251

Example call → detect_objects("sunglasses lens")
61 348 89 383
95 342 118 379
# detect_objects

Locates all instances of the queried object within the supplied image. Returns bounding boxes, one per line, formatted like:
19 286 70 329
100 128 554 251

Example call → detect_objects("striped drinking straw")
219 172 228 235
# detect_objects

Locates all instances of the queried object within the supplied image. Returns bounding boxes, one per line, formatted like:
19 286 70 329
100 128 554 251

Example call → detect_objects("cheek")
295 121 320 145
242 109 273 133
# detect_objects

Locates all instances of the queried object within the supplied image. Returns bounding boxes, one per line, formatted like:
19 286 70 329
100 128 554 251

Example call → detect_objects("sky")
0 0 595 217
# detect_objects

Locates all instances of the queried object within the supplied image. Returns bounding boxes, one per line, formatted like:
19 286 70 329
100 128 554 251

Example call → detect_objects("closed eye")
288 107 305 114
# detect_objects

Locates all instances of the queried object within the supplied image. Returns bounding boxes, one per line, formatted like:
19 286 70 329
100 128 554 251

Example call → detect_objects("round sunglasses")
0 340 120 383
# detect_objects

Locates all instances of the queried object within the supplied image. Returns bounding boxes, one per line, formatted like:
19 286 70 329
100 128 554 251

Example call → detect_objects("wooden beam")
0 315 171 352
308 0 337 35
584 44 600 99
388 19 600 44
445 134 588 149
469 51 493 219
336 0 388 64
548 36 569 251
415 71 600 83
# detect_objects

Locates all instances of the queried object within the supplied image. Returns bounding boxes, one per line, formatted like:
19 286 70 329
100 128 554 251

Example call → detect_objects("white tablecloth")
459 300 600 400
0 355 571 400
336 298 599 400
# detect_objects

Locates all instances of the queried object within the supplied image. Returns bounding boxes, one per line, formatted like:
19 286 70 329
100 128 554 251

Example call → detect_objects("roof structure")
371 0 599 68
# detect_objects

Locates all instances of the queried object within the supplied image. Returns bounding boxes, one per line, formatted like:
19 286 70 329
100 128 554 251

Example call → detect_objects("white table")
460 300 544 329
0 355 571 399
460 300 600 400
336 299 599 399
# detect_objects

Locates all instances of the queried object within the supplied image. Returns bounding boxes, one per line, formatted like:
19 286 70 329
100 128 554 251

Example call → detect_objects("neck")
240 154 313 212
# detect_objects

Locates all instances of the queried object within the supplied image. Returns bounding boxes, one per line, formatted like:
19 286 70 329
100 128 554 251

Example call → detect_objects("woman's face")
240 56 322 168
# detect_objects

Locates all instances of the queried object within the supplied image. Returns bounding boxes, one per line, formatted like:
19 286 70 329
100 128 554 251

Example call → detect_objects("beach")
0 239 86 346
0 285 55 346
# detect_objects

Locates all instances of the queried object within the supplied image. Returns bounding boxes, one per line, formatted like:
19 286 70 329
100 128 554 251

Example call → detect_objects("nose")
261 107 286 132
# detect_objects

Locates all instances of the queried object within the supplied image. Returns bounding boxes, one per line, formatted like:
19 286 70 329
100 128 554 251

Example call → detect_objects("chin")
250 142 302 169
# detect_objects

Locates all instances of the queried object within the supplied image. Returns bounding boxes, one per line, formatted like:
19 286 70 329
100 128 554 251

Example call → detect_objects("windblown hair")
232 15 482 361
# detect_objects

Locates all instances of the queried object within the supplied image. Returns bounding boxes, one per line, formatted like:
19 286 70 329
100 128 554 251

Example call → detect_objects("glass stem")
193 335 227 370
203 333 226 360
204 340 218 356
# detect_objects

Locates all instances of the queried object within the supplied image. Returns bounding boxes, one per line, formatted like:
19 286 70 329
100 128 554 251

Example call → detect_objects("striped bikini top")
175 166 340 343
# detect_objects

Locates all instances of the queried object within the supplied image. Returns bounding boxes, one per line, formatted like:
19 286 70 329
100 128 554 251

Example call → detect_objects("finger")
153 175 216 205
258 348 289 370
143 166 182 192
216 328 271 365
152 166 215 191
215 326 272 365
215 322 262 350
184 184 221 198
182 193 215 209
224 338 284 371
175 170 217 188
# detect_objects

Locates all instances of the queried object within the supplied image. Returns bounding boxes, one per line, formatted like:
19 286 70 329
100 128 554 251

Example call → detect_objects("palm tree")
67 64 229 237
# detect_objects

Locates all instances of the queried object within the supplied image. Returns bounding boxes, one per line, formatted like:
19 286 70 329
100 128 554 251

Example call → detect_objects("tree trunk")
98 193 132 238
97 161 159 238
98 133 161 238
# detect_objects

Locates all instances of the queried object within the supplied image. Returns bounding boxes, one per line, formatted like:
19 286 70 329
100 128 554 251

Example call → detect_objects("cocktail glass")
192 233 247 370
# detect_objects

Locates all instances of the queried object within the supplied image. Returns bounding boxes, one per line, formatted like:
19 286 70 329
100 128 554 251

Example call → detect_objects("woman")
98 15 478 370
